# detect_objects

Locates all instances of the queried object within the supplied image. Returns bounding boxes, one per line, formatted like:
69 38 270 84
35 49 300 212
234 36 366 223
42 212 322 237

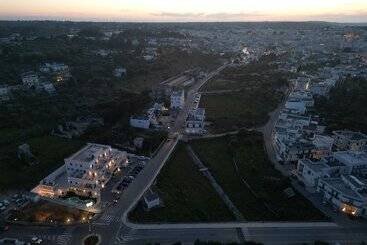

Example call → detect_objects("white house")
143 189 160 210
333 130 367 152
130 115 151 129
288 91 314 107
0 86 10 102
40 62 69 73
296 157 347 188
21 72 40 88
297 159 331 187
309 82 331 96
114 67 127 78
185 108 205 135
333 151 367 176
285 99 307 114
311 134 335 160
317 175 367 218
42 83 56 94
170 90 185 109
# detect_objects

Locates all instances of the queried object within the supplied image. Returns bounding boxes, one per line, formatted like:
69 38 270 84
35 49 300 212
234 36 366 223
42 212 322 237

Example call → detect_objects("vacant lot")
129 143 234 223
0 135 85 191
191 131 327 221
201 90 283 133
200 57 287 133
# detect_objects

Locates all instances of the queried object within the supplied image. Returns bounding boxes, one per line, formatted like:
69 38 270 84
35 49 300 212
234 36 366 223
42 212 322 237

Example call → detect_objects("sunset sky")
0 0 366 22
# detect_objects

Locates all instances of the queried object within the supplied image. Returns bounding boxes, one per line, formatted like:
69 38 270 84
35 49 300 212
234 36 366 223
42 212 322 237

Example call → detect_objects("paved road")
117 223 367 245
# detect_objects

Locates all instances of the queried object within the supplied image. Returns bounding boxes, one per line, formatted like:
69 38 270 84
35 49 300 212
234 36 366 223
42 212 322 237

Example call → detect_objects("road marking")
56 231 72 245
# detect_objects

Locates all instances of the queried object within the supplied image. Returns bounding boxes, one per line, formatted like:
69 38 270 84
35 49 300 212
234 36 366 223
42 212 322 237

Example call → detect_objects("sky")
0 0 367 22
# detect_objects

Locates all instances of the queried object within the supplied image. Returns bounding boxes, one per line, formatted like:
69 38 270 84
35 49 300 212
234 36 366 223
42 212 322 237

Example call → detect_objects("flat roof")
333 151 367 167
323 156 346 167
333 130 367 141
321 177 367 200
301 159 329 172
68 144 110 163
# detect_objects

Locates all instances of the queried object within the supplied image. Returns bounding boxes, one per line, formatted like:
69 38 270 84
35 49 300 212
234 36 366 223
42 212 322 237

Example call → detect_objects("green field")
200 57 287 133
200 91 282 133
191 131 327 221
0 135 85 191
128 143 234 223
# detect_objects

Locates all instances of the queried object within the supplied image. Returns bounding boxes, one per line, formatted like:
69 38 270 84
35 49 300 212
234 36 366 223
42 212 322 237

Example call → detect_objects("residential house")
130 115 151 129
143 189 160 210
0 86 10 102
296 157 347 188
114 67 127 78
333 130 367 152
285 99 307 115
185 108 206 135
333 151 367 176
21 72 40 89
317 175 367 218
311 134 335 160
170 90 185 109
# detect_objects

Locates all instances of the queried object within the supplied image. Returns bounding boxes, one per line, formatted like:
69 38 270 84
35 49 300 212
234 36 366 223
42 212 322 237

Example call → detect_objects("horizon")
0 0 367 23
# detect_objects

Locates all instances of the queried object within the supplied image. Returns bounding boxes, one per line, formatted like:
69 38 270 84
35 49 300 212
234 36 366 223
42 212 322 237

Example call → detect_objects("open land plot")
200 90 283 133
199 57 288 133
121 49 223 92
201 55 289 93
191 131 327 221
128 143 234 223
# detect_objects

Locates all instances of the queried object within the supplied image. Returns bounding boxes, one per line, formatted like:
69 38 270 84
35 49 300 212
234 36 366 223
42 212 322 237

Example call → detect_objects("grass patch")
0 135 85 191
129 143 234 223
191 131 327 221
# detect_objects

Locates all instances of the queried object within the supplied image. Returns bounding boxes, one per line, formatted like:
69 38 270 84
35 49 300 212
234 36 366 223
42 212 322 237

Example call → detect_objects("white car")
31 237 43 244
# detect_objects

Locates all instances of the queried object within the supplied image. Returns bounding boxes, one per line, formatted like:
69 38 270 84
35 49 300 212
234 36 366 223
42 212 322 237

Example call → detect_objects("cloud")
151 12 205 18
150 11 268 21
205 12 266 20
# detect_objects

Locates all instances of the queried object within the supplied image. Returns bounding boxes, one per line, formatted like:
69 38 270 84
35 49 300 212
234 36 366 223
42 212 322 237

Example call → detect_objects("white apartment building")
33 143 127 202
186 108 205 135
309 82 331 96
170 90 185 109
333 151 367 176
317 175 367 218
333 130 367 152
21 72 40 88
130 115 151 129
285 99 307 115
311 134 335 160
296 157 348 188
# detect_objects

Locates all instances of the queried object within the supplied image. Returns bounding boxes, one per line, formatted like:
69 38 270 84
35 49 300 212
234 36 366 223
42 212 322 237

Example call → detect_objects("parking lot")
98 155 149 208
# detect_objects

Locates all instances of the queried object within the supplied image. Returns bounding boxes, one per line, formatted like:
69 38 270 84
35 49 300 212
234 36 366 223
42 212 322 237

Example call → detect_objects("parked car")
30 236 42 244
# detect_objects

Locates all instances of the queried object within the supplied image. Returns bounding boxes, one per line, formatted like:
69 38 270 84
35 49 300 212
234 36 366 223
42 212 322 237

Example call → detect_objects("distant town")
0 21 367 245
